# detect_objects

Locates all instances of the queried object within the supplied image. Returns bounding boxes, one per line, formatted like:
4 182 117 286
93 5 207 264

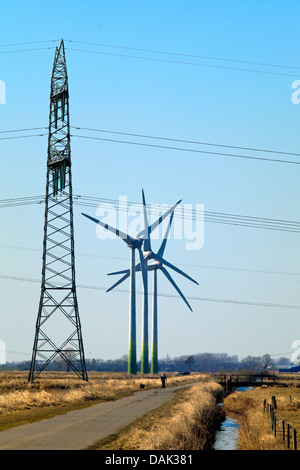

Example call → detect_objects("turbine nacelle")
149 260 162 268
131 239 143 249
143 250 153 260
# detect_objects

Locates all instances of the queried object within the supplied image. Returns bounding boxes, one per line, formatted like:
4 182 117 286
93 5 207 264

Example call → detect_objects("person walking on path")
160 373 167 388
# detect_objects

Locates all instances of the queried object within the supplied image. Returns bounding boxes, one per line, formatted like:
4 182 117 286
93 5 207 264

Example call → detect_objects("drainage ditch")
214 386 253 450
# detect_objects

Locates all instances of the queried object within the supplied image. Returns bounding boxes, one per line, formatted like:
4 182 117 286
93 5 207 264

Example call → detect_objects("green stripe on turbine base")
151 343 158 374
128 338 137 375
141 341 149 374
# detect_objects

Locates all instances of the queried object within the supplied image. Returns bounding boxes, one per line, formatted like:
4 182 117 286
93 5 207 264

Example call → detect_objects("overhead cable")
1 38 299 73
65 47 300 78
1 243 300 277
71 126 300 159
71 133 300 165
3 125 300 160
0 274 299 311
1 195 300 234
65 39 300 71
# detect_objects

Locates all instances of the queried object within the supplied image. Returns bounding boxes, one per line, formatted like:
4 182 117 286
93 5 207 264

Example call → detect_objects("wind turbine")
106 195 198 374
81 192 181 375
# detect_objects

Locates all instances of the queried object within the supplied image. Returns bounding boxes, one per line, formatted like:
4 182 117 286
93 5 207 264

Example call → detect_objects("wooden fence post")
270 405 274 429
263 399 298 450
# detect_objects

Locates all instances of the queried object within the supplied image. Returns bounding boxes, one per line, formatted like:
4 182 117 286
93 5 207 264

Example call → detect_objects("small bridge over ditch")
214 373 277 393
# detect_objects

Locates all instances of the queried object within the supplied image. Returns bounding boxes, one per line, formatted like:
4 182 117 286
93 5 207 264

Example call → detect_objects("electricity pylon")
28 40 88 382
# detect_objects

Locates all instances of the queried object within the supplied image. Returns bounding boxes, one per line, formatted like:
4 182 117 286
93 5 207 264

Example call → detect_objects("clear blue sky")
0 1 300 365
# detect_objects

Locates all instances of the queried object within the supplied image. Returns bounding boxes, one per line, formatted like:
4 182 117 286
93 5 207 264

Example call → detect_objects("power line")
2 129 300 163
1 274 299 311
0 133 47 141
0 127 47 134
70 133 300 165
76 207 300 234
65 46 300 78
65 39 300 72
3 125 300 160
0 40 59 47
1 38 299 73
1 194 300 233
1 243 300 277
0 38 298 78
73 195 300 232
10 128 300 167
71 126 300 159
0 196 44 208
0 41 291 77
0 47 56 54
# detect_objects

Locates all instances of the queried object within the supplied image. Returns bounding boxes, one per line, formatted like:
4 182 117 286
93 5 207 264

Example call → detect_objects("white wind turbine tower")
81 191 181 375
107 193 198 374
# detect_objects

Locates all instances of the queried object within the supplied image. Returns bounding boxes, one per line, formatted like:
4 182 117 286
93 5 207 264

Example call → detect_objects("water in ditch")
214 386 253 450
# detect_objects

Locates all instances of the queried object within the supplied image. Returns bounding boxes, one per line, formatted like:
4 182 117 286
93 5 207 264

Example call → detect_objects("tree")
184 355 195 372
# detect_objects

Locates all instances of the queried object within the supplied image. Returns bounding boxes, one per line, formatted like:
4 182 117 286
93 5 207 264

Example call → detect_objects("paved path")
0 384 194 450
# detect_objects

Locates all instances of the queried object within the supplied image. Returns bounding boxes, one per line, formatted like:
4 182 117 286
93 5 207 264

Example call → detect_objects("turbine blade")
147 264 157 271
157 212 174 257
82 213 135 245
137 199 182 239
142 189 151 252
152 253 199 285
106 271 130 292
107 262 141 276
107 268 130 276
138 246 147 289
160 266 193 311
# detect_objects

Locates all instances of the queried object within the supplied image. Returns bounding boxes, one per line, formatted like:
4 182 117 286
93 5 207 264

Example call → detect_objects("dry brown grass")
225 395 279 450
138 382 224 450
94 381 224 450
0 371 209 431
223 385 300 450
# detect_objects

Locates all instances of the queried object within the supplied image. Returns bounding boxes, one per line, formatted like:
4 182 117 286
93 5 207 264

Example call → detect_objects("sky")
0 0 300 366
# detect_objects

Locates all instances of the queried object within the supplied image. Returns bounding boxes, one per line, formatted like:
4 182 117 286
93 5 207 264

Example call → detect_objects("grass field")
90 381 225 450
223 381 300 450
0 370 299 451
0 371 209 432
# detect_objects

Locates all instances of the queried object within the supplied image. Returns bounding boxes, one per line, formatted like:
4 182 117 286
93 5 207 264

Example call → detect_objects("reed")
223 390 287 450
0 371 208 414
100 382 224 450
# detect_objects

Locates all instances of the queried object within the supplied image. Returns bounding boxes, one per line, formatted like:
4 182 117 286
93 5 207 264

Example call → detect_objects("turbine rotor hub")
131 239 143 249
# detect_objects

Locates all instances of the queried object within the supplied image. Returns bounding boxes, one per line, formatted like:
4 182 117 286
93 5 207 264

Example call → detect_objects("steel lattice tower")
28 40 88 382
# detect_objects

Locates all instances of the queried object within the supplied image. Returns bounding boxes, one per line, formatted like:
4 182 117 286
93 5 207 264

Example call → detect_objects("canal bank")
214 386 253 450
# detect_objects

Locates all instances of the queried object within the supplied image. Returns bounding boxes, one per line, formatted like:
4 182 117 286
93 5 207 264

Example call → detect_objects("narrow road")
0 384 194 450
